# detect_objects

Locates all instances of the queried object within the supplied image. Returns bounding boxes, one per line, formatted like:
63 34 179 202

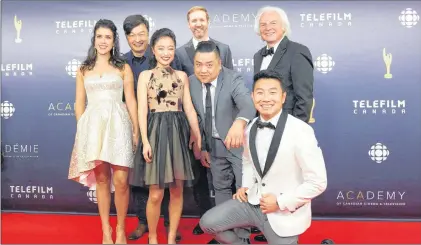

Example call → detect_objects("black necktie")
261 47 274 57
256 119 276 130
205 83 213 152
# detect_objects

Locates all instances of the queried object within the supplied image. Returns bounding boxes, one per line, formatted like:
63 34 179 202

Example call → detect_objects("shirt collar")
193 37 210 49
202 76 218 88
266 35 284 53
129 45 151 62
260 109 283 126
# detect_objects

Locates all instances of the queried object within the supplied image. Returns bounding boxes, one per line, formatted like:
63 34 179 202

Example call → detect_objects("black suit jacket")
253 36 314 123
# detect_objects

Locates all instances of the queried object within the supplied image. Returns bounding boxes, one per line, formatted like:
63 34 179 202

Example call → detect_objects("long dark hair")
80 19 125 74
149 28 177 69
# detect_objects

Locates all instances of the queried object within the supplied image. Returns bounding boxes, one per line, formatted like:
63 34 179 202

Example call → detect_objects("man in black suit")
175 6 235 243
252 6 315 242
176 6 233 77
253 6 314 124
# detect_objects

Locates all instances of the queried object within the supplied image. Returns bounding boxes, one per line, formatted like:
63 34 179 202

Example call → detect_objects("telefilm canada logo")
55 20 97 34
9 185 54 200
1 63 33 77
352 100 406 115
300 12 352 28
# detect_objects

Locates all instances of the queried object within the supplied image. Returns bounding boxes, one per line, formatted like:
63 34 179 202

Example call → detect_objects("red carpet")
1 213 420 244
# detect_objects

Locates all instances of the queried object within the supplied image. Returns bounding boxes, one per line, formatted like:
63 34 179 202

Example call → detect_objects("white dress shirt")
255 109 282 171
192 37 210 49
260 37 284 71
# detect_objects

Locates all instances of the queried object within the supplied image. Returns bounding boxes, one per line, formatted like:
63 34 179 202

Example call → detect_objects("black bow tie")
256 119 276 130
261 47 274 57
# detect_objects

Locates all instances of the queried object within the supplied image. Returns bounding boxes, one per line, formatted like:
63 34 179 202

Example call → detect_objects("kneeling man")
199 70 327 244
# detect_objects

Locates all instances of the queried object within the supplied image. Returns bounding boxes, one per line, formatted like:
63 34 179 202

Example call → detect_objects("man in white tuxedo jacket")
199 69 327 244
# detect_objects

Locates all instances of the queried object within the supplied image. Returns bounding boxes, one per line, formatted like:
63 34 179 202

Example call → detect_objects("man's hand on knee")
233 187 248 202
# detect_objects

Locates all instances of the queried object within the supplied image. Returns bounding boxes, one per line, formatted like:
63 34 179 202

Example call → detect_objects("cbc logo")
143 15 155 33
1 101 16 119
87 190 97 203
65 59 82 78
399 8 419 28
314 54 335 74
368 143 390 164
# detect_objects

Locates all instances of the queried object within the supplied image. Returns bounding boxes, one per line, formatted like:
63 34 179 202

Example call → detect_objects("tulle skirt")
129 111 199 189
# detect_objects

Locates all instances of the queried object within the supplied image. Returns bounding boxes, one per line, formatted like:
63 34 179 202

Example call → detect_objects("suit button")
262 183 266 186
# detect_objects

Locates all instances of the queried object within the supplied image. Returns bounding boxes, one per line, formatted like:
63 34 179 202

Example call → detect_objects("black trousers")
131 186 170 226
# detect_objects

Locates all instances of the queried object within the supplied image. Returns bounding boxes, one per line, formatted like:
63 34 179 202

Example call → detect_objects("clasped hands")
189 119 247 168
233 187 280 214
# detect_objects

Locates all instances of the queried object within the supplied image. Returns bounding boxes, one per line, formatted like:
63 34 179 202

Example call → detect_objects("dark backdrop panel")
2 1 421 219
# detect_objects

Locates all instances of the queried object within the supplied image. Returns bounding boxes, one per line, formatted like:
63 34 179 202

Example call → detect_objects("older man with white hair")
253 6 314 124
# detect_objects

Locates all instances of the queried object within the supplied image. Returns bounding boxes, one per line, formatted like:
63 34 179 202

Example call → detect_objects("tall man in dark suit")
252 6 315 242
253 6 314 124
175 6 235 241
176 6 233 77
189 41 256 244
122 14 182 242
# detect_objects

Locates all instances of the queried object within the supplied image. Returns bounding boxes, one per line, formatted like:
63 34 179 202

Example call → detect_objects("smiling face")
252 77 286 121
152 36 175 67
126 23 149 55
94 27 114 55
188 10 209 40
259 10 284 46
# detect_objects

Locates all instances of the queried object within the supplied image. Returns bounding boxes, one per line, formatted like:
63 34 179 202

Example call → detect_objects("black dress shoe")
251 227 260 234
207 238 220 244
193 223 204 235
128 224 148 240
242 238 251 244
254 234 267 242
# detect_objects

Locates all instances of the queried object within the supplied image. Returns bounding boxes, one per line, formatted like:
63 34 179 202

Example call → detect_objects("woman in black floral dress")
130 28 201 244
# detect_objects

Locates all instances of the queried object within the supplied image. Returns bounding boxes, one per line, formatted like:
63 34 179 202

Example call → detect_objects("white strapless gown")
68 73 134 191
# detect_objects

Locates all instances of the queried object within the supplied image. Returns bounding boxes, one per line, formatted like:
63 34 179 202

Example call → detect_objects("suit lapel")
249 122 263 178
185 39 195 65
267 37 289 71
262 110 288 177
254 48 264 75
214 68 225 111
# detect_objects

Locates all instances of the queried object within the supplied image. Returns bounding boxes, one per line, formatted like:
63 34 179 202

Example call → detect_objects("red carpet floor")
1 213 420 244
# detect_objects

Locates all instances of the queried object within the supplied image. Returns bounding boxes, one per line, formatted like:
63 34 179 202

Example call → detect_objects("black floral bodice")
147 66 184 112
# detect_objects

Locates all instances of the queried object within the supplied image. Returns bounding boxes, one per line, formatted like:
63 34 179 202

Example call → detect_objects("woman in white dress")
68 19 139 244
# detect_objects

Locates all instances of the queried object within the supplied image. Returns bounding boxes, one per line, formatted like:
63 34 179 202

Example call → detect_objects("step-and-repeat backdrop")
2 1 421 219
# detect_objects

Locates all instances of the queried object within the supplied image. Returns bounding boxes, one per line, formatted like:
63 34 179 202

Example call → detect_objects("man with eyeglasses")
122 14 182 242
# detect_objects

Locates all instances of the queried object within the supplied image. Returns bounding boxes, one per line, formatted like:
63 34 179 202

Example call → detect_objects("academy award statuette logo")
309 98 316 123
14 15 23 43
383 48 392 79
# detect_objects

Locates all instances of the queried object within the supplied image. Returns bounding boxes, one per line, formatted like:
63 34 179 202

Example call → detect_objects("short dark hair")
123 15 150 35
252 70 286 92
194 40 220 59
